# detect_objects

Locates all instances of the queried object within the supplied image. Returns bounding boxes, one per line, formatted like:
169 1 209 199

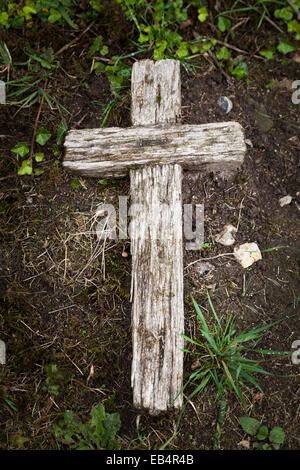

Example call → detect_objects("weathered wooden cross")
64 59 246 415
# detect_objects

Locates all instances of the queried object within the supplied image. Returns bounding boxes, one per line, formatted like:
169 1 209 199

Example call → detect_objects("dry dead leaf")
253 392 264 406
238 439 250 449
86 364 94 384
191 359 201 370
179 19 192 29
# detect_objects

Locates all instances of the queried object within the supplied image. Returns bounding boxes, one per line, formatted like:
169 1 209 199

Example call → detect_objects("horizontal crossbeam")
63 122 246 177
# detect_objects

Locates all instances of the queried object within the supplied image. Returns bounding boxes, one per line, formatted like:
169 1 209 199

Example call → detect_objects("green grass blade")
191 296 210 334
207 291 221 328
181 334 203 347
188 374 211 399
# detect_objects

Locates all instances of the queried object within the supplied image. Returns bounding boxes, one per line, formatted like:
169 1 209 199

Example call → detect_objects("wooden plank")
131 59 181 126
130 164 184 414
130 59 184 414
63 122 246 177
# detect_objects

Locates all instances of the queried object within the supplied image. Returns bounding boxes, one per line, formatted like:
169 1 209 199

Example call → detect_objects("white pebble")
234 242 262 268
279 195 292 207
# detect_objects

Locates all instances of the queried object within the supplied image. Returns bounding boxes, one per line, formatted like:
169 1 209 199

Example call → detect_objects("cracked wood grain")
63 122 246 177
130 60 184 415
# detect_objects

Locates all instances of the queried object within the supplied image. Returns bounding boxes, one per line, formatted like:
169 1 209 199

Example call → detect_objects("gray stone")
215 224 237 246
279 195 292 207
195 261 215 276
218 96 233 114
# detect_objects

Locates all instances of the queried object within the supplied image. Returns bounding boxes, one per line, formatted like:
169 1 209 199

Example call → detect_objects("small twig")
184 252 235 270
0 174 16 181
55 227 68 279
29 78 48 167
19 319 44 337
207 49 233 83
214 39 264 60
72 378 106 394
55 21 95 57
236 196 245 233
230 17 249 32
183 394 202 425
75 112 89 127
63 351 84 376
240 0 284 33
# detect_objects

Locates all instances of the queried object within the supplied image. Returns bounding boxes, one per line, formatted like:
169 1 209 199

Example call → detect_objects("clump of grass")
180 292 289 409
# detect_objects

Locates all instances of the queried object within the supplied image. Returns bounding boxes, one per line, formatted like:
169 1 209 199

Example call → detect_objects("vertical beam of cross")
130 60 184 414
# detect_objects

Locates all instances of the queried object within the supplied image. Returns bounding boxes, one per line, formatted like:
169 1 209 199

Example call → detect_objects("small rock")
0 340 6 365
215 224 237 246
245 139 253 148
217 96 233 114
195 261 215 276
279 195 292 207
234 242 262 269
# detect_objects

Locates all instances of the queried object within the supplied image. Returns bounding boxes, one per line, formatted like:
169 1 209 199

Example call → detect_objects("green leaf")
198 7 208 23
71 178 82 188
100 45 109 56
176 42 189 59
257 425 269 440
190 44 199 54
57 6 78 29
92 62 105 74
0 12 10 28
23 6 37 20
277 40 295 55
154 40 167 61
88 36 103 58
34 169 44 176
199 41 213 54
216 46 231 60
18 159 32 176
218 16 231 33
239 416 261 436
11 142 29 157
253 441 261 449
48 9 62 24
36 127 51 146
138 33 149 44
56 119 68 145
262 442 272 450
269 426 285 445
274 7 293 22
229 60 248 80
265 80 275 89
288 20 300 40
259 49 274 60
34 152 44 162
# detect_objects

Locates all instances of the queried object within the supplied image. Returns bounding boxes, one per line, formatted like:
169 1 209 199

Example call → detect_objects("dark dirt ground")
0 4 300 450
